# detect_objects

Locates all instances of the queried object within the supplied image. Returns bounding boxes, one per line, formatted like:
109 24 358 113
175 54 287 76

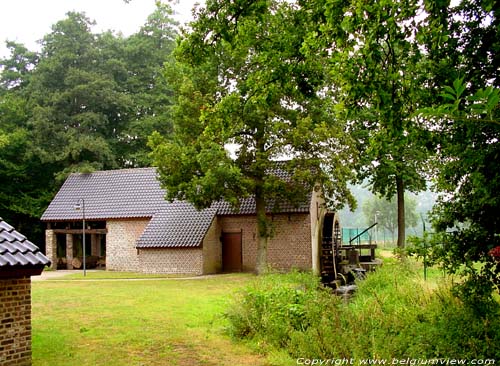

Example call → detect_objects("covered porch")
45 221 107 270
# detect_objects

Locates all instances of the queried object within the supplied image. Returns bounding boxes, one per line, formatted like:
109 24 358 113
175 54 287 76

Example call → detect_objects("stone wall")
136 217 221 275
106 219 149 272
44 230 57 270
138 248 203 275
218 213 312 272
202 217 222 274
0 277 32 366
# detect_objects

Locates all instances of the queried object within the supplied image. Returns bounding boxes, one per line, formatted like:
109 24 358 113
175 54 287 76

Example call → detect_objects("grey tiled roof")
137 201 217 248
41 168 166 221
41 166 313 248
42 167 311 221
0 218 51 268
215 196 310 215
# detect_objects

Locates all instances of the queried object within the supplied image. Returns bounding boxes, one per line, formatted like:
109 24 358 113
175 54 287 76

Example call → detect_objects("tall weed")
225 270 326 346
226 264 500 360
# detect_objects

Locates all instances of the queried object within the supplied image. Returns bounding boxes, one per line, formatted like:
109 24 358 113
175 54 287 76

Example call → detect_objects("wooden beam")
0 266 45 278
52 228 108 235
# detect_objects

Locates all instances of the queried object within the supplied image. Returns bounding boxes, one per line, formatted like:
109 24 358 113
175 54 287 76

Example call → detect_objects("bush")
225 270 329 346
226 264 500 360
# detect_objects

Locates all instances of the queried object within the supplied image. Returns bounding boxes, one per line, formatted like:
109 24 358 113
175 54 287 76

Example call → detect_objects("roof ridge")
69 167 156 176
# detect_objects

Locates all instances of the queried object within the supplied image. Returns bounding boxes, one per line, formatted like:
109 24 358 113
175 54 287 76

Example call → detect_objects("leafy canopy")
149 0 357 273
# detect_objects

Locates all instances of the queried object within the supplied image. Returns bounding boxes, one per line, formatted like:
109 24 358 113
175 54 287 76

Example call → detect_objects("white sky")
0 0 201 58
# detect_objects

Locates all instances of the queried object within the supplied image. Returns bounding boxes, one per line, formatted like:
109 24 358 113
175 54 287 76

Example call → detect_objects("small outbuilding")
0 218 50 366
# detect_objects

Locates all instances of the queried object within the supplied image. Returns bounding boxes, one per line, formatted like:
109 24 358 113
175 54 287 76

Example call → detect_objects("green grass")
377 248 448 282
225 262 500 360
33 260 497 365
32 273 276 366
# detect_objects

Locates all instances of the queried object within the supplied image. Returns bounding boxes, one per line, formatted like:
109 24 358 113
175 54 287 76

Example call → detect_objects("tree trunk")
396 175 405 248
254 184 269 275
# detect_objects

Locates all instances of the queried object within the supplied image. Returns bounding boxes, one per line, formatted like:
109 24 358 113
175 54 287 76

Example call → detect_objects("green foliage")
225 270 329 344
418 77 500 300
301 0 439 248
226 264 500 360
405 0 500 303
152 0 356 210
422 78 500 124
1 5 177 173
150 0 357 273
0 41 38 89
0 4 178 243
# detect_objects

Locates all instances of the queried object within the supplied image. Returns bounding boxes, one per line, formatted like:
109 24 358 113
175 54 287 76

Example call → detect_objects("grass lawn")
32 273 280 366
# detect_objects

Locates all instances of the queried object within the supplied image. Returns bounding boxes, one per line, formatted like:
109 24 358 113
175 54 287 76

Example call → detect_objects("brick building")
0 218 50 366
41 167 330 275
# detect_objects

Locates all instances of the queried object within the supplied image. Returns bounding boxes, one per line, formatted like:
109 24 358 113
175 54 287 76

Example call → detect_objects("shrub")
225 270 329 347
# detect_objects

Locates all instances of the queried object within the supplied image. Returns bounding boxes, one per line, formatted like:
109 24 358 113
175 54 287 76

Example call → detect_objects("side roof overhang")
137 202 217 249
0 218 50 278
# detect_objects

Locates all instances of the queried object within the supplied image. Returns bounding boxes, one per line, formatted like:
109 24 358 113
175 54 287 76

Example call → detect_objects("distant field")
31 273 274 366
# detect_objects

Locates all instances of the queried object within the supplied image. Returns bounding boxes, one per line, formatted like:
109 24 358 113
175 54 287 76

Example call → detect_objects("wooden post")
66 234 74 270
91 234 100 256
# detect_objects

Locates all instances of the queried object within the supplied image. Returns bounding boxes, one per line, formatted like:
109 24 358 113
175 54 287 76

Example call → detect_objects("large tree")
119 2 178 166
150 0 356 274
16 6 178 177
26 12 131 178
0 5 178 242
413 0 500 304
303 0 436 249
362 194 418 245
432 82 500 302
0 42 53 240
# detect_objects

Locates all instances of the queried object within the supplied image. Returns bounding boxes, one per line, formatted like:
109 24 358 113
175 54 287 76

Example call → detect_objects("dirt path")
31 269 80 281
31 270 227 282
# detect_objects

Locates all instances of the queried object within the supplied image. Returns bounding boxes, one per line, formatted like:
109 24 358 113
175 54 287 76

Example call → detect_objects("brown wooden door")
222 232 242 272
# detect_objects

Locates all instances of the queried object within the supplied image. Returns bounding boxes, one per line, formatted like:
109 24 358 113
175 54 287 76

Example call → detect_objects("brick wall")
105 211 317 274
218 213 312 272
106 219 149 272
137 248 203 275
0 277 32 366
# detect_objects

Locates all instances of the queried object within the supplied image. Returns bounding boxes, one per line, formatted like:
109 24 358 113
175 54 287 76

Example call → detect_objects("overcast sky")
0 0 201 58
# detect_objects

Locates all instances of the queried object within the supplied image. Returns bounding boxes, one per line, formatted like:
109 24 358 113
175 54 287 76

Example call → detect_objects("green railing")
342 226 374 244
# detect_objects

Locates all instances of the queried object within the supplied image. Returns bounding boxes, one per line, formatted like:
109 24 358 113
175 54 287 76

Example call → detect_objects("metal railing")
348 223 378 245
